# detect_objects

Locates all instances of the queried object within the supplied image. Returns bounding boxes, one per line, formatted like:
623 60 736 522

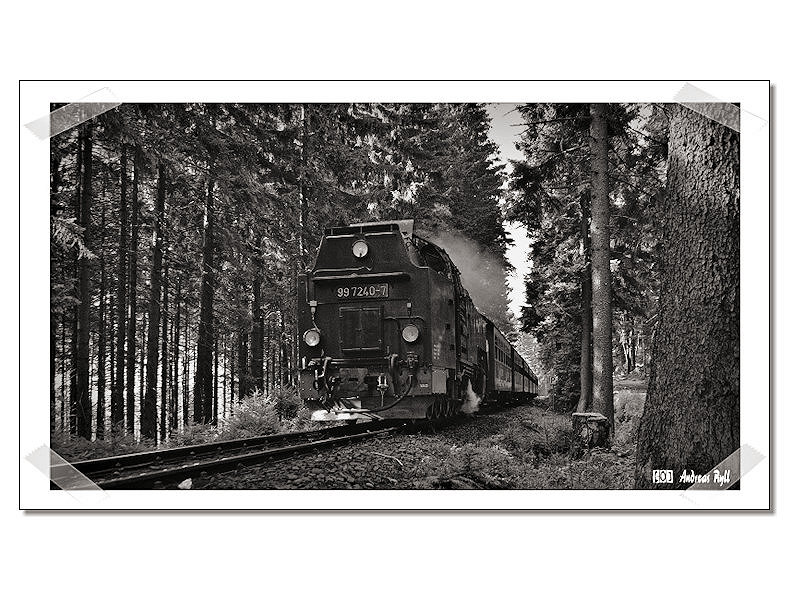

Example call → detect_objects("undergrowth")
52 385 315 461
413 385 644 490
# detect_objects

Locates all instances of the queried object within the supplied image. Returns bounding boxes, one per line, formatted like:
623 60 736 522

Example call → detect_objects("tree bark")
238 323 249 401
194 174 215 424
213 334 219 424
183 314 190 428
60 317 66 431
577 189 593 412
69 127 83 436
75 124 94 440
126 149 140 435
112 146 128 430
142 160 167 441
230 335 235 413
109 294 114 422
588 103 614 432
635 105 739 489
50 147 62 427
97 198 107 439
251 278 262 391
172 278 181 431
160 265 169 440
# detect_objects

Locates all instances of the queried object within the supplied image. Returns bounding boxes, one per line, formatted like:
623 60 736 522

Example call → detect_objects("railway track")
69 421 402 490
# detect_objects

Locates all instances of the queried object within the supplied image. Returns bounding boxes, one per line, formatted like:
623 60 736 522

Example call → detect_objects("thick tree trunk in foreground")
112 147 128 430
142 161 167 441
588 103 614 430
635 105 740 489
194 175 215 424
75 125 93 440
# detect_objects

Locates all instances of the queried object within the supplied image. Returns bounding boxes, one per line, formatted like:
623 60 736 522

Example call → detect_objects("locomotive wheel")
426 403 435 420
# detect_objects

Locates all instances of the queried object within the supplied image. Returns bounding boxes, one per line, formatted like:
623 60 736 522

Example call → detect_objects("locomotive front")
297 220 456 420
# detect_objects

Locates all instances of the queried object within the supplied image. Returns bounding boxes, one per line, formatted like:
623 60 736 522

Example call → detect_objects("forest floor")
189 377 647 491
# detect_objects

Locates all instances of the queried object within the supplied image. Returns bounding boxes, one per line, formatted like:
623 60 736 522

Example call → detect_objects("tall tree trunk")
139 311 146 434
588 103 614 432
112 146 128 430
126 149 140 435
238 322 249 401
194 174 215 424
172 279 181 431
75 124 94 440
230 335 235 413
50 148 62 428
50 313 57 430
263 319 269 392
280 311 287 386
213 334 219 424
183 314 190 428
60 318 66 431
142 161 167 441
251 279 262 391
160 265 169 440
222 337 228 419
69 126 84 436
577 189 594 412
109 294 115 422
97 199 107 439
635 105 739 489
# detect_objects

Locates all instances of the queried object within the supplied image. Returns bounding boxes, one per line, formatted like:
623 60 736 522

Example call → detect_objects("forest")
49 101 739 490
50 103 513 443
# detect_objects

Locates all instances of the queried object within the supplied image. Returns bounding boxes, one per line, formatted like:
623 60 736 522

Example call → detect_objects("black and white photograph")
18 80 769 511
8 3 788 588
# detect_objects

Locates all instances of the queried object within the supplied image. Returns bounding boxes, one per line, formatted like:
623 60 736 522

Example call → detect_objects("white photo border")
19 80 770 510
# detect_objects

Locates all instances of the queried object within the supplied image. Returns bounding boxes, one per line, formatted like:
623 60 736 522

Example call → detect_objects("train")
297 219 538 420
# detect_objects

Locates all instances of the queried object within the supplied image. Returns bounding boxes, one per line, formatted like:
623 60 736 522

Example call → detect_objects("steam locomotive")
297 220 538 420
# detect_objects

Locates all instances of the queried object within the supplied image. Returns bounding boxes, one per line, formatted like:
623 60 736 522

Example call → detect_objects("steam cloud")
426 230 513 329
461 380 481 415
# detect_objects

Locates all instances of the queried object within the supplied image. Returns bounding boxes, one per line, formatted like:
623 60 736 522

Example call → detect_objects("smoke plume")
426 230 514 332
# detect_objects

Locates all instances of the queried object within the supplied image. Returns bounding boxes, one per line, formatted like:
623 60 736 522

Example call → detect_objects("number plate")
336 284 389 299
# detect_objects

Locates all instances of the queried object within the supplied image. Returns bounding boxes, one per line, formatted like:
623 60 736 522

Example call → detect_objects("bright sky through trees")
485 103 532 320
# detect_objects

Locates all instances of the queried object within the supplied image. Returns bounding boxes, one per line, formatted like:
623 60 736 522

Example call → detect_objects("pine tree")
141 160 166 440
74 124 94 440
112 145 128 430
588 103 614 429
509 103 665 407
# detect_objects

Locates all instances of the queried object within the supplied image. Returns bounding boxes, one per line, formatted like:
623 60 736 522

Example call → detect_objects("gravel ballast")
188 401 637 490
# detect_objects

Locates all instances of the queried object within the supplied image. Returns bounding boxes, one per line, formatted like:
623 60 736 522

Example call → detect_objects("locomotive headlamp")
352 239 369 258
401 324 420 343
303 328 321 347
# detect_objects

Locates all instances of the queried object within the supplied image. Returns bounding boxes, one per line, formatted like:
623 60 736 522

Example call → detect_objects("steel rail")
73 424 402 490
71 421 391 480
